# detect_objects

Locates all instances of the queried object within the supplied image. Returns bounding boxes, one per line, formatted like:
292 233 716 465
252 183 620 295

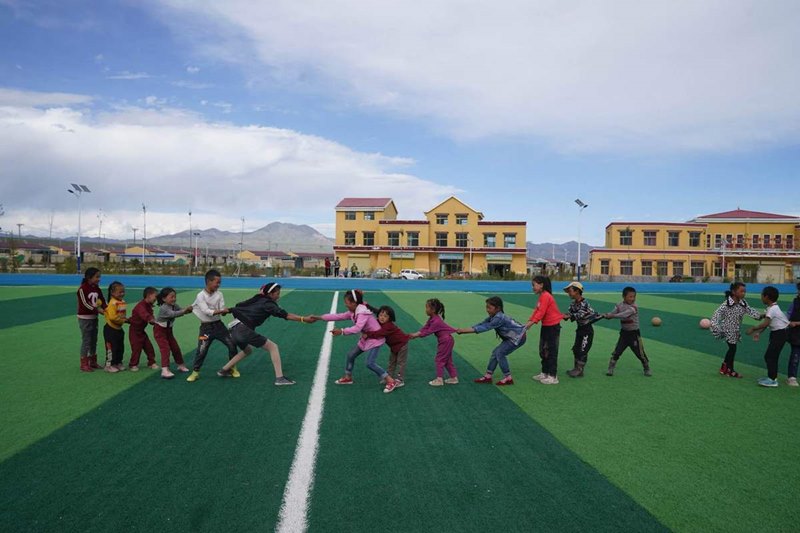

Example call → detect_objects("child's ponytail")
427 298 446 319
157 287 175 306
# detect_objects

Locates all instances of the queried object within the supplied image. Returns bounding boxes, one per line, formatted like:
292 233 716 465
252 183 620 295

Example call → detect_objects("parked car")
669 275 683 283
372 268 392 279
399 269 425 280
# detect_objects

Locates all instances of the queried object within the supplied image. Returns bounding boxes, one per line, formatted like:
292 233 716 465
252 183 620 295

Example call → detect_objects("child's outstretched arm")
746 317 771 340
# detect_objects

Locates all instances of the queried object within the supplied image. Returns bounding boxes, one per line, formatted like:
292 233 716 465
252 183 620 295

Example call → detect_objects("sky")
1 0 799 246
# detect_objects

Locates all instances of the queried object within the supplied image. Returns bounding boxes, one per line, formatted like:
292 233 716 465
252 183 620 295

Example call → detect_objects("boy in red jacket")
364 305 411 387
76 267 107 371
129 286 158 370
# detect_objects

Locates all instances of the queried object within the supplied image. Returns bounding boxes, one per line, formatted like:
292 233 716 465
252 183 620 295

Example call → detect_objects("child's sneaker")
186 370 200 382
725 367 743 378
230 366 241 378
444 377 459 385
383 381 397 393
643 367 653 377
114 364 126 372
274 376 296 386
719 362 728 375
105 365 119 373
606 358 617 376
148 363 159 370
177 365 190 373
531 373 547 381
217 368 232 378
758 377 779 388
787 377 799 387
129 365 139 372
496 376 514 386
474 375 493 384
394 379 405 388
428 377 444 387
161 368 175 379
335 375 353 385
540 375 560 385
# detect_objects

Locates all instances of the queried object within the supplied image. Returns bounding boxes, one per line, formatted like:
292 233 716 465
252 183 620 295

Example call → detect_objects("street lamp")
467 235 474 275
67 183 91 273
193 232 201 269
141 203 147 267
574 198 589 281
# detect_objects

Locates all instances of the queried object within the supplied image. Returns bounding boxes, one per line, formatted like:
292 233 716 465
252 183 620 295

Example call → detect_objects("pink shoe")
161 369 175 379
177 365 190 373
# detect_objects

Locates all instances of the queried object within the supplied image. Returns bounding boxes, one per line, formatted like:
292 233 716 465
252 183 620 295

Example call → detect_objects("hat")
563 281 584 292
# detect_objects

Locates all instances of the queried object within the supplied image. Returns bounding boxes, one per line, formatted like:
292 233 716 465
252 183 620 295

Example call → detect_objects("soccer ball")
651 317 662 327
699 318 711 329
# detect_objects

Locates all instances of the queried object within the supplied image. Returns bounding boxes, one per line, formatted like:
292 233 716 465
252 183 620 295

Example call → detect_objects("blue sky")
1 0 799 245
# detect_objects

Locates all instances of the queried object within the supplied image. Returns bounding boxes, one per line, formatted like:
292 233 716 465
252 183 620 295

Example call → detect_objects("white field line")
275 291 338 533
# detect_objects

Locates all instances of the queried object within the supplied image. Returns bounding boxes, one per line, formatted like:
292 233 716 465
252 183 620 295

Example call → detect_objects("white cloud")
186 65 200 74
171 80 213 89
0 87 92 107
0 90 457 239
151 0 800 153
107 71 151 80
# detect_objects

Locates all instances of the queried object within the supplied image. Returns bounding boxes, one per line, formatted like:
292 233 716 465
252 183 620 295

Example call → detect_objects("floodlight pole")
141 204 147 267
575 199 588 282
68 184 91 274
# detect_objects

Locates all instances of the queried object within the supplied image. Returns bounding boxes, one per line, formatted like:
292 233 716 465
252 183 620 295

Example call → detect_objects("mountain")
526 241 600 264
146 222 334 253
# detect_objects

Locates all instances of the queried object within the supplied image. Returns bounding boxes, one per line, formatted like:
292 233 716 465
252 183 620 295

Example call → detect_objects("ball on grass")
651 316 662 327
699 318 711 329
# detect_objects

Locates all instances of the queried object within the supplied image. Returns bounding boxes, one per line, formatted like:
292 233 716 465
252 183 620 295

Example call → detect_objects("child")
562 281 599 378
362 305 410 387
746 286 790 388
76 267 106 372
603 286 652 377
710 281 763 378
314 289 397 393
786 282 800 387
217 282 312 386
103 281 127 373
187 269 239 383
525 275 562 385
457 296 526 386
409 298 458 387
154 287 193 379
128 286 159 371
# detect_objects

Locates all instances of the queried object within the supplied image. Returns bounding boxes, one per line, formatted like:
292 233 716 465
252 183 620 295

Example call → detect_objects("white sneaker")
444 377 459 385
129 365 139 372
540 375 560 385
532 373 547 381
787 377 799 387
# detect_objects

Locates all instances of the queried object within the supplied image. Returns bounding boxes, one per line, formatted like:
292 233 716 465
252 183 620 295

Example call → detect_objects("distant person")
324 257 331 277
154 287 193 379
103 281 128 373
351 264 358 278
526 276 563 384
786 283 800 386
409 298 458 387
747 286 790 388
76 267 106 372
562 282 600 378
128 287 159 371
602 286 652 377
333 256 341 277
710 282 763 378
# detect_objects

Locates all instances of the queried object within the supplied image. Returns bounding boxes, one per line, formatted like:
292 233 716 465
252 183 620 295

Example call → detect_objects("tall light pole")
188 211 193 271
16 223 23 238
575 198 589 281
132 227 138 254
141 203 147 267
193 231 201 269
97 209 104 240
67 183 91 274
237 216 245 277
467 235 474 275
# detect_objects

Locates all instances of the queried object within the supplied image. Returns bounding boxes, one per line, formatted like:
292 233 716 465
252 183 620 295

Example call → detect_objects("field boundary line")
275 291 338 533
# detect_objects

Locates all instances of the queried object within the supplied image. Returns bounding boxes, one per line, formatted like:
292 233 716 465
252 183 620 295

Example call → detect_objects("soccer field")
1 285 799 532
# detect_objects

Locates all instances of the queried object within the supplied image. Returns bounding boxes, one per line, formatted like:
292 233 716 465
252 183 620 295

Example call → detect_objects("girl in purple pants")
409 298 458 387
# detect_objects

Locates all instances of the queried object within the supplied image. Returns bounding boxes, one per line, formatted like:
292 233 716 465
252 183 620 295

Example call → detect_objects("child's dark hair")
762 286 779 303
344 289 364 305
262 282 281 296
204 269 222 283
796 281 800 291
83 267 100 281
375 305 396 322
107 281 123 301
142 286 157 300
725 281 746 299
157 287 176 306
485 296 504 312
426 298 446 319
622 286 636 297
532 275 552 294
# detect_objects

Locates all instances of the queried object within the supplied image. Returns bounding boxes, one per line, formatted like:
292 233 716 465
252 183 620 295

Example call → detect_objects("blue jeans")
788 344 800 378
487 334 527 376
345 345 388 378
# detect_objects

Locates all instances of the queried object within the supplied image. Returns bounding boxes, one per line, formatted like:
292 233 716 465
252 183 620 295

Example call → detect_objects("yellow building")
589 209 800 283
334 196 527 276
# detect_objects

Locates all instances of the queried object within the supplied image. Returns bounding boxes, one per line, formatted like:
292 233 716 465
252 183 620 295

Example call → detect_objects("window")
456 214 468 225
764 234 771 248
504 233 516 248
600 260 610 275
619 229 633 246
406 232 419 247
705 234 711 248
689 232 701 247
725 234 733 246
668 231 680 247
775 235 783 248
364 211 375 221
344 231 356 246
713 262 722 277
657 261 668 276
788 235 795 250
714 234 722 248
387 232 400 247
752 234 761 248
691 261 704 277
735 234 743 248
644 231 657 246
436 214 448 225
344 211 356 221
436 232 448 247
455 233 468 247
620 260 633 276
672 261 684 276
641 260 653 276
362 232 375 246
484 233 496 247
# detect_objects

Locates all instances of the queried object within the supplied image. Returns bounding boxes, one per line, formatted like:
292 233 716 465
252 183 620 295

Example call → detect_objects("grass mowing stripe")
0 286 75 302
277 291 338 533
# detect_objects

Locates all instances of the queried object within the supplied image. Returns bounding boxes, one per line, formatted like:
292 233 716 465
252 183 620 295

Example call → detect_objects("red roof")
697 209 797 220
336 198 392 209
